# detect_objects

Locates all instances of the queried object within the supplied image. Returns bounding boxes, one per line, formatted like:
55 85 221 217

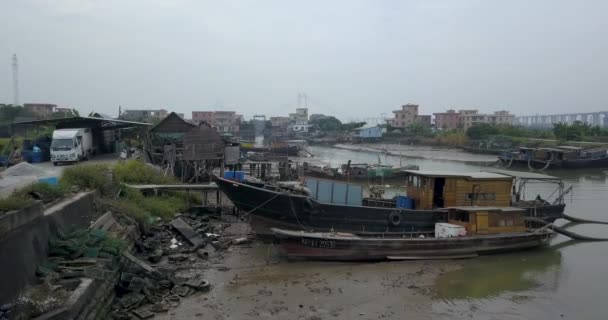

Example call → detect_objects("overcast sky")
1 0 607 121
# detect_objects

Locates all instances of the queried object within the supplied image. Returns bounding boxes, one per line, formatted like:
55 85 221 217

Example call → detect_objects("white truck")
50 128 95 165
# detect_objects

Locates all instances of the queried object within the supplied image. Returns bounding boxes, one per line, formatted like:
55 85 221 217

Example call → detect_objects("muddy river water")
161 145 608 320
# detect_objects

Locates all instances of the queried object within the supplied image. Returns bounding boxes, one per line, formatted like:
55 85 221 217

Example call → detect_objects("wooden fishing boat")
272 207 553 261
214 169 567 237
499 146 608 170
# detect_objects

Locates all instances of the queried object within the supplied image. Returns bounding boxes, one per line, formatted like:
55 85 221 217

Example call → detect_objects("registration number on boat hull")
301 238 337 249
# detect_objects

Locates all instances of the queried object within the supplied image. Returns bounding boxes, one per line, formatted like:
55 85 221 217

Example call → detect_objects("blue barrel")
396 196 413 209
224 171 246 182
32 151 42 163
22 150 33 163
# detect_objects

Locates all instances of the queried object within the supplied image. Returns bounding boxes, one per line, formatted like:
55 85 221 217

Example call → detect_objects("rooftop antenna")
12 54 19 106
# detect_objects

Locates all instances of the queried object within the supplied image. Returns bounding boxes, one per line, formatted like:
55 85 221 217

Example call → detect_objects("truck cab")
51 128 94 165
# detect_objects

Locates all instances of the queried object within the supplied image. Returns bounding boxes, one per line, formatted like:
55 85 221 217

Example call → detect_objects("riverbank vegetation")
0 160 190 226
380 121 608 148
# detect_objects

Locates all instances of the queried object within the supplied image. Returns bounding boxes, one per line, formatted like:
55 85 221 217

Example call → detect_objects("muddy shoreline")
155 222 461 320
332 143 497 164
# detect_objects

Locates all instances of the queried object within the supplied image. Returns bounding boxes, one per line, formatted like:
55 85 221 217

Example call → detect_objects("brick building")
391 104 419 128
191 111 242 135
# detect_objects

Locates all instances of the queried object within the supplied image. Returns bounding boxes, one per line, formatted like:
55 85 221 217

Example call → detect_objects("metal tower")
12 54 19 106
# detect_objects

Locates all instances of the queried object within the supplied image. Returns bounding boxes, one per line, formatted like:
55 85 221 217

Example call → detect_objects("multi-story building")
122 109 168 122
391 104 419 128
289 108 308 123
270 116 290 128
23 103 56 118
192 111 214 125
415 115 432 127
460 110 514 130
433 109 461 130
191 111 240 135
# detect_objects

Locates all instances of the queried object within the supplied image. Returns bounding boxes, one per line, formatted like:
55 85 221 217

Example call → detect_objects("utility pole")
12 54 19 106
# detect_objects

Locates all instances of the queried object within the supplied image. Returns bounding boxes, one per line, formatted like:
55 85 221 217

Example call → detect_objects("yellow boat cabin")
444 206 527 235
404 170 514 210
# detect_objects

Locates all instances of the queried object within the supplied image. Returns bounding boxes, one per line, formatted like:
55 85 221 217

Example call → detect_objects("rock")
171 285 191 297
119 292 145 309
111 310 132 320
147 249 163 263
232 237 250 245
167 254 189 262
150 302 169 313
132 307 155 319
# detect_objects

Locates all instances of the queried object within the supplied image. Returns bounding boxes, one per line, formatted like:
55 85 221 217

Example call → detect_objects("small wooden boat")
272 207 553 261
499 146 608 170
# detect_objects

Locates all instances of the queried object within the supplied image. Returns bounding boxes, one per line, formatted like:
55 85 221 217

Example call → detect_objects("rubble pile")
110 212 249 319
3 228 127 319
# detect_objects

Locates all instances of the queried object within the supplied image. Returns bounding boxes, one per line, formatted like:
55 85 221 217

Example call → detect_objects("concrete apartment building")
191 111 242 135
433 109 461 130
391 103 432 128
192 111 214 125
122 109 168 122
289 108 308 122
416 115 432 127
460 110 515 130
23 103 56 118
392 104 418 128
270 116 290 128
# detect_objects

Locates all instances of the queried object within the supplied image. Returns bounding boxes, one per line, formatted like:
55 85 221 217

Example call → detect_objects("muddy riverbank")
155 222 461 320
332 143 496 163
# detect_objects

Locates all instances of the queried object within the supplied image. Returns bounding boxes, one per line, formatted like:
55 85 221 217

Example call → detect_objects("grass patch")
114 160 176 184
0 194 33 213
121 188 186 221
60 164 116 196
15 182 68 204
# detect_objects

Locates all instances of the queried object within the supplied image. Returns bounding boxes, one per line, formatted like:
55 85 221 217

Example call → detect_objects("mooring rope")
241 192 283 217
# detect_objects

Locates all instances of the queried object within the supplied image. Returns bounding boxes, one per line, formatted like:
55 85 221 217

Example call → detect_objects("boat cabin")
404 170 513 210
444 207 527 235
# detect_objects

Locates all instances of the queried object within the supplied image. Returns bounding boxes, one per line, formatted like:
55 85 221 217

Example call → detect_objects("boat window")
450 210 469 222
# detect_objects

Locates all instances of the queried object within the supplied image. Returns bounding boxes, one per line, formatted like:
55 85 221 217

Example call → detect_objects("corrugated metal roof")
486 169 560 180
403 170 511 180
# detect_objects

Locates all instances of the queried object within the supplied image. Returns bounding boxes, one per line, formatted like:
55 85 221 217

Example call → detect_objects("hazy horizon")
1 0 607 121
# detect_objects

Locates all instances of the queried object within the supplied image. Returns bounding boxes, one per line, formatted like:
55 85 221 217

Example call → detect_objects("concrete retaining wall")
0 191 98 304
0 202 44 238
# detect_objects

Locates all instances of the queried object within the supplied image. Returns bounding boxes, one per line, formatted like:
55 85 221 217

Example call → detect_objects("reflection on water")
433 248 562 300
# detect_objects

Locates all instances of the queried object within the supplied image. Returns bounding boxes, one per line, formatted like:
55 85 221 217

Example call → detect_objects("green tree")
310 116 343 132
466 123 500 139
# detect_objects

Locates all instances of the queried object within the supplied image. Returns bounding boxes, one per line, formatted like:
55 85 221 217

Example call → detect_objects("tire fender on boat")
388 211 402 227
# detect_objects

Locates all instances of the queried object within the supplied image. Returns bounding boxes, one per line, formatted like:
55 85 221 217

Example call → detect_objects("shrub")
16 182 67 204
0 194 33 213
114 160 175 185
121 187 185 220
60 164 115 196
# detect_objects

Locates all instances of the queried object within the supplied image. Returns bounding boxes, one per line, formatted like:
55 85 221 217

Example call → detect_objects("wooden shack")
445 207 526 235
182 122 224 161
404 170 514 210
148 112 196 152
